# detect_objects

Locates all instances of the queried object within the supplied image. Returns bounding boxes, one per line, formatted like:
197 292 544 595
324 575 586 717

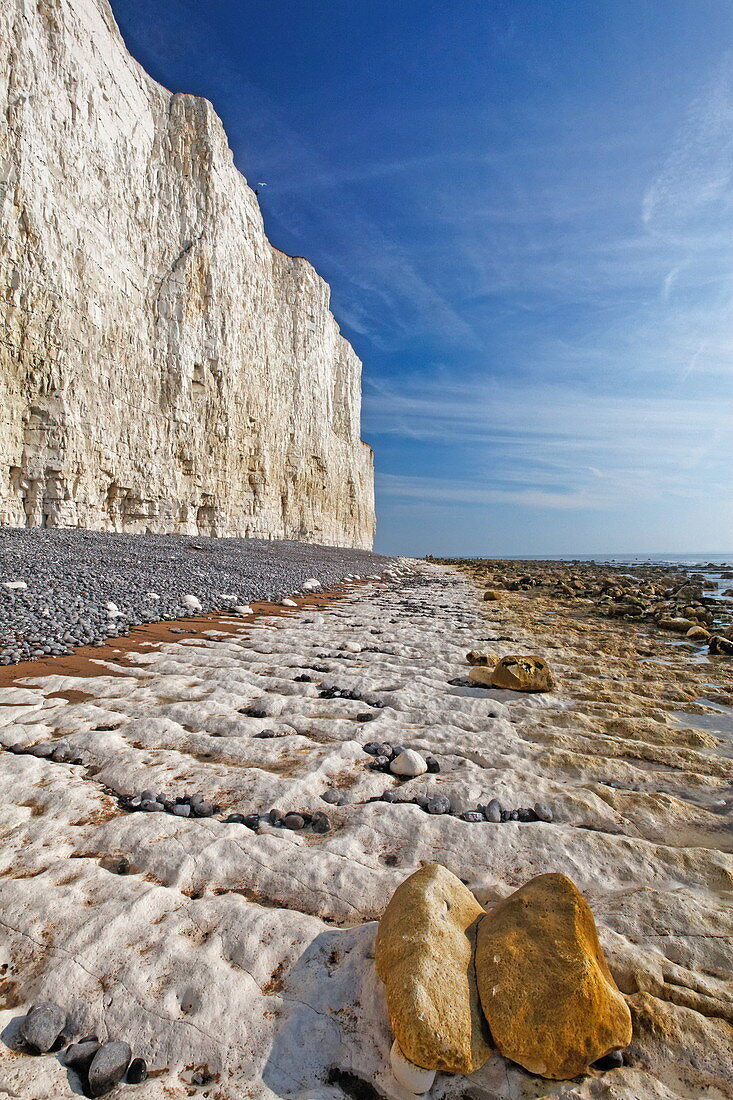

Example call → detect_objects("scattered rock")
425 794 451 815
126 1057 148 1083
483 798 502 822
490 655 555 693
87 1040 132 1096
475 872 632 1079
19 1001 67 1052
62 1038 100 1070
425 756 440 773
283 813 305 830
311 812 331 833
465 649 498 666
483 589 503 601
321 789 345 805
468 666 496 688
376 863 490 1074
389 749 428 777
534 801 553 822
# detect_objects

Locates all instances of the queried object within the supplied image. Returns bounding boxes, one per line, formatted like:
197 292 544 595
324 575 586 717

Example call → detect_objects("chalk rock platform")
0 563 731 1098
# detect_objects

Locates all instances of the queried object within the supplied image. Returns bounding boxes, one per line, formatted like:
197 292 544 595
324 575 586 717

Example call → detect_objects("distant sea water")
484 554 732 564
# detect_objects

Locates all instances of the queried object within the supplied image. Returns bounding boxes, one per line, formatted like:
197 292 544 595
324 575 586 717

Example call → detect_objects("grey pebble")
484 798 503 823
462 811 485 822
311 811 331 833
62 1038 100 1070
534 801 554 822
31 743 55 758
193 801 214 817
283 813 305 830
88 1040 132 1096
127 1057 148 1084
425 795 452 815
425 756 440 773
19 1001 67 1052
140 800 163 812
321 789 344 805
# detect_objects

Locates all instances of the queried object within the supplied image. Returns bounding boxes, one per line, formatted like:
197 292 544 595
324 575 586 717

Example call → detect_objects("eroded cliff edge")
0 0 375 547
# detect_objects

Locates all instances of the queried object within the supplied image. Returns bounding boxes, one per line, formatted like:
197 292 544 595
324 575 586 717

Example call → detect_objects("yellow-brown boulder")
375 863 490 1074
490 655 554 692
483 588 503 600
469 666 496 687
466 650 499 668
475 873 632 1079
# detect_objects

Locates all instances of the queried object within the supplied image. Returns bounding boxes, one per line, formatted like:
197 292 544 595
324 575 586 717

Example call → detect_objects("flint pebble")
88 1040 132 1096
19 1001 67 1052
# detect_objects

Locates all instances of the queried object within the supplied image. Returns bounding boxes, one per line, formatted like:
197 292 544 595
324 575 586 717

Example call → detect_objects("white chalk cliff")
0 0 375 547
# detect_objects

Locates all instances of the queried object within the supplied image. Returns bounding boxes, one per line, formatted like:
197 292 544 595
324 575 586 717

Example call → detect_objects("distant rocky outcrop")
0 0 375 547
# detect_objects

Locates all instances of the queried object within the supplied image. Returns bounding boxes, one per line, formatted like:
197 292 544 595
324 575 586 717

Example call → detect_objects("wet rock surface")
0 561 731 1098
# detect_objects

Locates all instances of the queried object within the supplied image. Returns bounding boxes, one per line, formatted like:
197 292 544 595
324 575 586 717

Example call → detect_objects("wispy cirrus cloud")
643 55 733 230
365 371 732 518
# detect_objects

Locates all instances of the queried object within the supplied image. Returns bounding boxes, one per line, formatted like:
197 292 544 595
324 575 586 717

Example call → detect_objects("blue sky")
111 0 733 556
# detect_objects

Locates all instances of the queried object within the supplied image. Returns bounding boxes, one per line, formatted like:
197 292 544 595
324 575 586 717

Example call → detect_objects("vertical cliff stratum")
0 0 375 548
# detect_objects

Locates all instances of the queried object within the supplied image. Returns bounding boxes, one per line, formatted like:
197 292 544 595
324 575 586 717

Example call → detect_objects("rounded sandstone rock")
376 863 490 1074
468 666 496 688
465 649 499 667
475 872 632 1080
490 655 555 693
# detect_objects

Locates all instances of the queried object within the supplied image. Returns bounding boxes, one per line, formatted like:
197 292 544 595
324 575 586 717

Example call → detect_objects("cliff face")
0 0 375 548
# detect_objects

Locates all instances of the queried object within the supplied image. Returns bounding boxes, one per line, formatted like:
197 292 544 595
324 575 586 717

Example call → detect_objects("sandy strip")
0 581 368 696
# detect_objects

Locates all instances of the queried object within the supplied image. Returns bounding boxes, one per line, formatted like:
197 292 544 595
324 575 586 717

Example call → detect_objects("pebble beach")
0 554 731 1098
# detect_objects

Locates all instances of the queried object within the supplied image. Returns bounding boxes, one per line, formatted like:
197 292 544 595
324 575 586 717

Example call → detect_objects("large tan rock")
483 589 504 601
375 864 490 1074
490 655 555 692
469 666 496 687
475 873 632 1079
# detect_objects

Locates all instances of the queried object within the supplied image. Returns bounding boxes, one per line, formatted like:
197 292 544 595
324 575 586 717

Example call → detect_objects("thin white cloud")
365 372 732 516
643 55 733 229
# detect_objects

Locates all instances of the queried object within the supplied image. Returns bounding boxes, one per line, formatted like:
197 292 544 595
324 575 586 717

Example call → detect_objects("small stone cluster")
376 865 632 1092
363 741 440 776
120 789 332 834
16 1002 147 1096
